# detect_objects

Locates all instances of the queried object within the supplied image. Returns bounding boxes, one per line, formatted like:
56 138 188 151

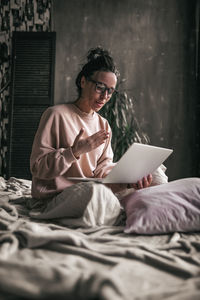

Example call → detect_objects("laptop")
67 143 173 184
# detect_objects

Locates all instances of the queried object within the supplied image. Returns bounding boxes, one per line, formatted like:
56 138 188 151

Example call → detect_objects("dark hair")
75 47 119 97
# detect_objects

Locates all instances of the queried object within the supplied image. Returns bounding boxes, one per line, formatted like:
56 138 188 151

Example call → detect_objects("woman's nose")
101 89 109 98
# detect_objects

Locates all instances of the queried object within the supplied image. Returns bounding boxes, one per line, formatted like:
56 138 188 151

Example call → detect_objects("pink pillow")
120 178 200 234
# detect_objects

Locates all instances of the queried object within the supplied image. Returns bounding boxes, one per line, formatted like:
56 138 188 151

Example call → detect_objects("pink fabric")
30 104 115 199
121 178 200 234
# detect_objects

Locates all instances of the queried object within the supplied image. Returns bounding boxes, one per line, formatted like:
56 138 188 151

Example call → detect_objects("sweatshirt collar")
71 103 96 120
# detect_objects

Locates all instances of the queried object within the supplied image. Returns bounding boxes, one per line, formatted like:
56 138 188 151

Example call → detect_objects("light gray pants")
29 182 122 227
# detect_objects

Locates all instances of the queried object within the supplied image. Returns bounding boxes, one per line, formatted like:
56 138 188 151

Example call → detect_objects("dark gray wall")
53 0 199 181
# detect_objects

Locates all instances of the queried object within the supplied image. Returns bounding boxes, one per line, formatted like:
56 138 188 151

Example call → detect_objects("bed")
0 176 200 300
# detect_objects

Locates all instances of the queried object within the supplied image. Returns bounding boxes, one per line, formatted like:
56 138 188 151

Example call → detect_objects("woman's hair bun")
87 46 110 62
75 46 119 97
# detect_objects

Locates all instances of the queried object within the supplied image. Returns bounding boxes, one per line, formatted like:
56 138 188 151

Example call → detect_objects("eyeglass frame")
87 78 117 96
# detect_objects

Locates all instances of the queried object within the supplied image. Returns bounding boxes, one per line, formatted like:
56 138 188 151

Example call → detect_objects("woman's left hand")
106 174 153 193
129 174 153 190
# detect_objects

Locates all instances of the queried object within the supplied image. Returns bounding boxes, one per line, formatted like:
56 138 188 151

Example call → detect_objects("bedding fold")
0 177 200 299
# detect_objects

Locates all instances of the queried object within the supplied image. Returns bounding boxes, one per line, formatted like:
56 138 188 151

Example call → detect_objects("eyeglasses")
87 78 116 96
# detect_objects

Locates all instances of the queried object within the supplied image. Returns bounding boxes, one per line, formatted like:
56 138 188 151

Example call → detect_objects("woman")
29 47 164 225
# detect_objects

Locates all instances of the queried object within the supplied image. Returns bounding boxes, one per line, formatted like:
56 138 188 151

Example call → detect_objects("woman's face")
80 71 117 114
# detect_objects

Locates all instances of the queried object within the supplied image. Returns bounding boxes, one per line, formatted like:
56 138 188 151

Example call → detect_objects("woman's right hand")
71 128 109 158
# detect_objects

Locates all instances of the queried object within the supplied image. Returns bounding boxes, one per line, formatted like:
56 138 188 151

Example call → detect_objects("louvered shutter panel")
8 32 56 179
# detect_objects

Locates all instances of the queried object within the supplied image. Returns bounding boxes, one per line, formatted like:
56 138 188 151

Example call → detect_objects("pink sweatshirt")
30 104 115 199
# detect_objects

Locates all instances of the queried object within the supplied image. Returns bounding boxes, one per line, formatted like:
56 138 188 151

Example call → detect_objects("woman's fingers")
85 130 109 150
137 180 143 189
131 174 153 190
147 174 153 185
72 129 109 157
90 130 109 147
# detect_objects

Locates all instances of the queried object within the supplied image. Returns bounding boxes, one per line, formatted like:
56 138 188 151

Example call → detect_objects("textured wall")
53 0 199 181
0 0 52 177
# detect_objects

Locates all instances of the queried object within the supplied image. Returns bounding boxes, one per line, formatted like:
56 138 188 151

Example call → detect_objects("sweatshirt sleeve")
30 107 77 180
151 164 168 185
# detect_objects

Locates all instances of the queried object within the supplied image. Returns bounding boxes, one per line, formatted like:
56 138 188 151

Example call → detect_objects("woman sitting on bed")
30 47 167 223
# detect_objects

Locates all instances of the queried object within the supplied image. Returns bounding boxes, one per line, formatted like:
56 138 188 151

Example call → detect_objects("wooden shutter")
7 32 56 180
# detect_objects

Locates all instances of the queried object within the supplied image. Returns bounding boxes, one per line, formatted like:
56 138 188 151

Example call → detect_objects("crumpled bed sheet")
0 177 200 300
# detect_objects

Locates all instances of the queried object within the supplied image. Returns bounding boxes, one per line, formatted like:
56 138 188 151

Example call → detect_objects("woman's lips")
95 101 105 108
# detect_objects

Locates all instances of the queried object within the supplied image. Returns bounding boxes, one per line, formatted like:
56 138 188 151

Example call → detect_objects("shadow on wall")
53 0 199 181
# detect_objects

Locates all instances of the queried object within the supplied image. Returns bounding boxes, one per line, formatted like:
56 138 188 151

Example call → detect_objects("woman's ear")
80 76 86 88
